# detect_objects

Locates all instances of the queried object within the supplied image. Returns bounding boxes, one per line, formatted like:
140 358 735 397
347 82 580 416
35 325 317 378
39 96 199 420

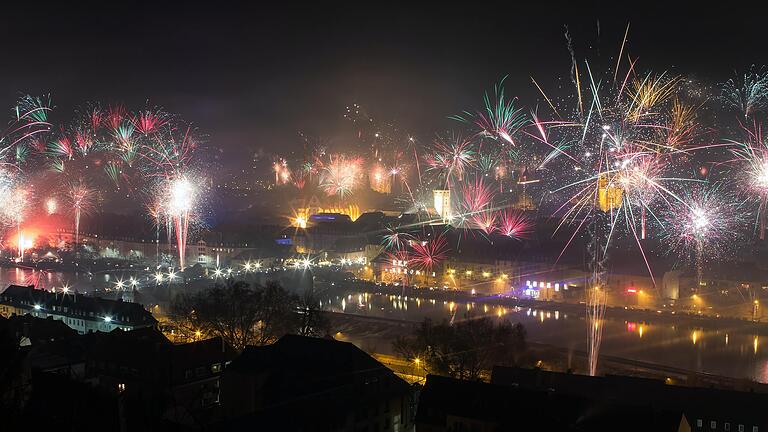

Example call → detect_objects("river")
321 291 768 383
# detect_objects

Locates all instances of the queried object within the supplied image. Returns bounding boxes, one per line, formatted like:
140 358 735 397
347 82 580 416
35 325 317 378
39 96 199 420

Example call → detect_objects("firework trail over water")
531 26 724 375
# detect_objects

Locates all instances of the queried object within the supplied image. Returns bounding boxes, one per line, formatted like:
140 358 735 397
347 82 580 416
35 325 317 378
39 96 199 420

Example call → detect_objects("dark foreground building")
416 367 768 432
219 334 415 431
1 317 237 431
492 366 767 432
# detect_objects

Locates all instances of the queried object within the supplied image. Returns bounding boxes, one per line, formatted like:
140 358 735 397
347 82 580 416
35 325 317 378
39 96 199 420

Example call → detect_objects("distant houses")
0 285 156 334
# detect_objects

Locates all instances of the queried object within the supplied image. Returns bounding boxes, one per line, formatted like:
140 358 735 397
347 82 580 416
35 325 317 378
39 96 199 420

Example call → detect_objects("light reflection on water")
324 291 768 383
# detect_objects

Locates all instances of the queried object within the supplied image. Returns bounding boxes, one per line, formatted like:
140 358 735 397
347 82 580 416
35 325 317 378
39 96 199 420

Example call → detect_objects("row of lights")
32 303 113 323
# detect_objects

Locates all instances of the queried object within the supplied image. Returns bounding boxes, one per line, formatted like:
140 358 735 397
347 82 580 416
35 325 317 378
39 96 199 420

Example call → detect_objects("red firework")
89 107 104 131
497 209 532 240
472 210 497 235
107 105 127 130
459 177 495 214
74 129 93 155
409 232 450 271
133 110 168 135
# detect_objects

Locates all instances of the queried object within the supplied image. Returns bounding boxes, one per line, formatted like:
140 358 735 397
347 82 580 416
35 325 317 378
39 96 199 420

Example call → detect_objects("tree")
169 281 332 350
295 288 331 337
393 316 527 381
171 281 264 350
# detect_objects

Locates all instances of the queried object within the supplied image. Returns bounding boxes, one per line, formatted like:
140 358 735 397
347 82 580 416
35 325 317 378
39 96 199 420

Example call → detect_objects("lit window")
697 420 702 428
711 421 716 429
739 425 744 432
752 427 758 432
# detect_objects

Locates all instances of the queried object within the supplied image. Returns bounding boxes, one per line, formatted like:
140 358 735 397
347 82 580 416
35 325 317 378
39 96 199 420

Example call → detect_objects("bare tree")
393 316 527 381
170 281 307 351
295 288 330 337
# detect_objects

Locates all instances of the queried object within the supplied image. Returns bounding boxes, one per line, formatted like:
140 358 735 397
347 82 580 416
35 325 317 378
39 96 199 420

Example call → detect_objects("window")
712 421 717 429
698 420 703 428
211 363 222 373
118 383 125 393
752 427 758 432
725 423 730 431
739 425 745 432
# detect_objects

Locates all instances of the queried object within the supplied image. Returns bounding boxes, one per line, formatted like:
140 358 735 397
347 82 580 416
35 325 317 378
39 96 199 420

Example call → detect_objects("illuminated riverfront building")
0 285 157 334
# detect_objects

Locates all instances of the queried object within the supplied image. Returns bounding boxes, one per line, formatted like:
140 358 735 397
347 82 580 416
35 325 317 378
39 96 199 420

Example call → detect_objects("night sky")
3 2 766 173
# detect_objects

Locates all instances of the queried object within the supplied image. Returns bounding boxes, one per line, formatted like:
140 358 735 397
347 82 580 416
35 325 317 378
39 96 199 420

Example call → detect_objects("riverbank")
319 278 768 333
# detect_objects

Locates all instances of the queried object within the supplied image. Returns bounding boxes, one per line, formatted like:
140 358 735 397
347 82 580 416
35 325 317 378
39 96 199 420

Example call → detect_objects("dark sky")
3 2 766 172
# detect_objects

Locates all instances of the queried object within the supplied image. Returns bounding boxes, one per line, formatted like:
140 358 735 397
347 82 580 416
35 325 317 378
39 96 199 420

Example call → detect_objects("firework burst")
66 179 96 247
319 154 363 200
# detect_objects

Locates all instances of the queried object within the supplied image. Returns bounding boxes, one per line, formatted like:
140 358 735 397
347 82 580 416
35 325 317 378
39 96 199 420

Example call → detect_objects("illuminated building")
290 195 362 221
0 285 157 334
433 189 451 221
597 172 623 212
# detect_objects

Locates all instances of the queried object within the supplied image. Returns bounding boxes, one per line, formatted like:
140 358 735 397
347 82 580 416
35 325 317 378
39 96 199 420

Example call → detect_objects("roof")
492 366 768 428
221 335 411 429
417 374 686 432
416 374 586 430
0 314 77 345
229 334 389 377
28 327 235 385
1 285 157 327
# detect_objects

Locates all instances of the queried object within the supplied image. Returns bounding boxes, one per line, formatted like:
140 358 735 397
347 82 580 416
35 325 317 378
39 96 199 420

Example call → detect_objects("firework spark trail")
726 122 768 239
661 185 747 285
424 135 476 187
497 209 532 240
318 154 363 200
535 28 721 375
409 231 450 272
66 179 95 248
722 66 768 118
167 176 196 270
450 76 528 146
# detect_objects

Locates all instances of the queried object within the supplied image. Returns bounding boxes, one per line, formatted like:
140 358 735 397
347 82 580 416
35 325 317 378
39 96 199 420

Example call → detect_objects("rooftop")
1 285 157 327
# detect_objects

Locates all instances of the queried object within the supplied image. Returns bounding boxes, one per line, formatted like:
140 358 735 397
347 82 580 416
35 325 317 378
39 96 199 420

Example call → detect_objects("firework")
497 209 532 240
1 95 53 166
45 198 58 215
319 154 362 200
167 176 196 270
455 177 496 232
424 135 476 187
273 158 290 186
662 185 747 285
409 232 450 272
722 66 768 118
66 179 95 247
537 33 707 376
0 183 31 258
381 227 413 251
451 76 528 146
369 163 392 193
727 123 768 239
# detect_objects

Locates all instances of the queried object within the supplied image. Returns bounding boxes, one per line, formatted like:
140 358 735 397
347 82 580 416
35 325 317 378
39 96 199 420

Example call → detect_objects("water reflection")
324 291 768 383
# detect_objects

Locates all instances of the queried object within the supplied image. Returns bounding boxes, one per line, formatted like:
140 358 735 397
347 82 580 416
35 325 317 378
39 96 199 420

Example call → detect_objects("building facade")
0 285 157 334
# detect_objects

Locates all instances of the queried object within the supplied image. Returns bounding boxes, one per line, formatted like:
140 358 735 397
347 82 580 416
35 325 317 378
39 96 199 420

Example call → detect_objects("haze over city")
3 3 768 431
